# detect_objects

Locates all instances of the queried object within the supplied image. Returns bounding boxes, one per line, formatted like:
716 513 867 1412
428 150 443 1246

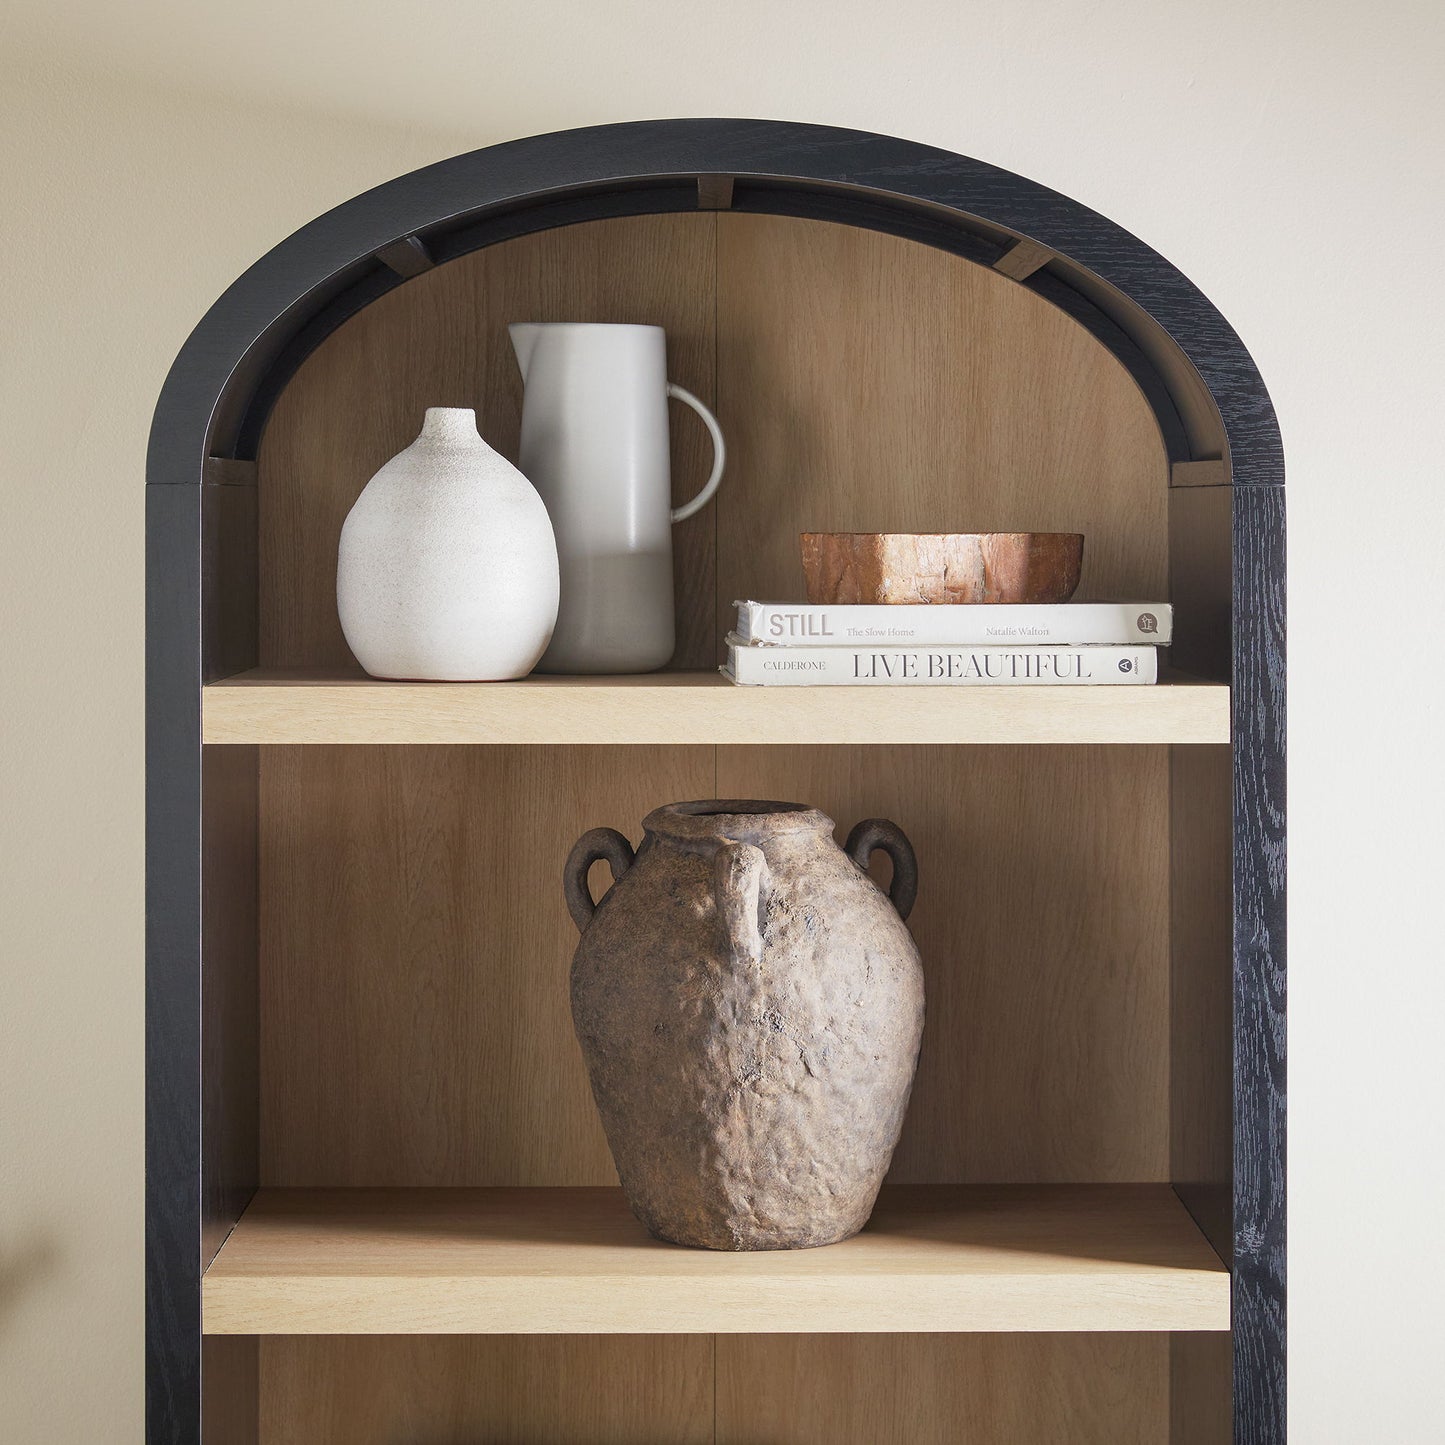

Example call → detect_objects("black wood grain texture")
225 171 1192 467
226 174 1192 465
147 119 1281 484
146 484 202 1442
1232 484 1288 1445
147 118 1286 1442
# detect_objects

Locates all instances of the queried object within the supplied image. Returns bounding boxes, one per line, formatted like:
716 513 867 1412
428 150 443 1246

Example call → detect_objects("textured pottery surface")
337 407 559 680
801 531 1084 605
565 801 924 1251
511 322 725 674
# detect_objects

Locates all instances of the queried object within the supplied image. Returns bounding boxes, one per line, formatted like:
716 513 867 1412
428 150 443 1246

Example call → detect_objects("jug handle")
714 840 769 967
844 819 918 921
564 827 636 932
667 383 726 524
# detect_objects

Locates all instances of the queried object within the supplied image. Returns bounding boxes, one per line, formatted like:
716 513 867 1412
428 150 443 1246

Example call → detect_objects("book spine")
735 601 1172 646
724 641 1158 686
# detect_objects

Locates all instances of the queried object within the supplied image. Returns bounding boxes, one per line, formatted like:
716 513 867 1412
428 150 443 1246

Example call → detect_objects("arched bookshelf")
147 119 1284 1444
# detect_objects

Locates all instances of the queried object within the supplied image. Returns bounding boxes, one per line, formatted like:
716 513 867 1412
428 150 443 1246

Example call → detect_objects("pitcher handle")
844 819 918 922
564 828 636 932
667 383 726 523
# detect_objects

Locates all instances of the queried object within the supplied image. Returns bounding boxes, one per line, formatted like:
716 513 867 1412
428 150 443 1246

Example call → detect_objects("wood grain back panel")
255 212 1174 1189
713 214 1168 658
1170 744 1234 1256
258 212 1167 676
259 745 714 1185
718 745 1171 1182
716 1333 1168 1445
203 1337 257 1445
255 1333 1167 1445
258 1333 1165 1444
262 744 1167 1187
202 745 259 1265
1171 1331 1233 1445
258 214 719 671
1169 483 1233 681
260 1335 712 1445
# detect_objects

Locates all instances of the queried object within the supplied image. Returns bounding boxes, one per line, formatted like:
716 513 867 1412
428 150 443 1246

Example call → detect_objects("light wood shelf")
202 669 1229 745
202 1184 1229 1336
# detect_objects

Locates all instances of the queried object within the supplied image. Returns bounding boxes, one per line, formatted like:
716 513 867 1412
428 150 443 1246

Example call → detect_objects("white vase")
337 407 559 680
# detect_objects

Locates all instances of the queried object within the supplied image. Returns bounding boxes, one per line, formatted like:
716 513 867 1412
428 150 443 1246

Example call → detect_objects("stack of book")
722 600 1171 686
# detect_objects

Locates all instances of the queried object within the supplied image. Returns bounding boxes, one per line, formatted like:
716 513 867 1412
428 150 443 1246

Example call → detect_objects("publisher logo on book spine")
1136 612 1158 634
1119 658 1134 672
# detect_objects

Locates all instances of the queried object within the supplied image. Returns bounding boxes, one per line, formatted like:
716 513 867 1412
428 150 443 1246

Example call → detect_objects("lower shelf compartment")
243 1331 1203 1444
203 1184 1228 1336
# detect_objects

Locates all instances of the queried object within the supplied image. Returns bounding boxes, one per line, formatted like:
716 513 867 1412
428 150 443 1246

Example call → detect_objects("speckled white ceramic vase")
337 408 559 680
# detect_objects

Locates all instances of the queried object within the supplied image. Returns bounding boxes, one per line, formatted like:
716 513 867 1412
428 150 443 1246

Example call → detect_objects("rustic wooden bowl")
800 532 1084 605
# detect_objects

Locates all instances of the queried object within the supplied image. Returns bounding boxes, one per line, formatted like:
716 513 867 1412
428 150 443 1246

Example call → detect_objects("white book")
723 635 1158 686
735 599 1171 647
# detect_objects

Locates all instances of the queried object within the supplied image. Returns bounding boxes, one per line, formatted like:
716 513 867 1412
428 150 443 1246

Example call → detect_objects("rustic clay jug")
564 801 924 1251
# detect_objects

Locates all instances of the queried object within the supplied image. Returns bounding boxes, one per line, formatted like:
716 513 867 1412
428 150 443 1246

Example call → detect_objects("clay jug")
564 801 924 1251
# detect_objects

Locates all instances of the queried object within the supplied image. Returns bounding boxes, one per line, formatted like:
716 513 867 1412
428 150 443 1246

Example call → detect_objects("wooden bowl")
800 532 1084 605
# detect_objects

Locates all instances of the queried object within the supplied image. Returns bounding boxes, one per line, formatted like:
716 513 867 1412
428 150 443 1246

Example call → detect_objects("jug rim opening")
643 799 834 843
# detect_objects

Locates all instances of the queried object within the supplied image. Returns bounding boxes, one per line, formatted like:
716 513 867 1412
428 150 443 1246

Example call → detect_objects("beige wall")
0 61 474 1443
2 3 1443 1439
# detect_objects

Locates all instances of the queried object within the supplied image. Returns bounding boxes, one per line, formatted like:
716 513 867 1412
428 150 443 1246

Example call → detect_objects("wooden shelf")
202 669 1229 745
202 1184 1229 1336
